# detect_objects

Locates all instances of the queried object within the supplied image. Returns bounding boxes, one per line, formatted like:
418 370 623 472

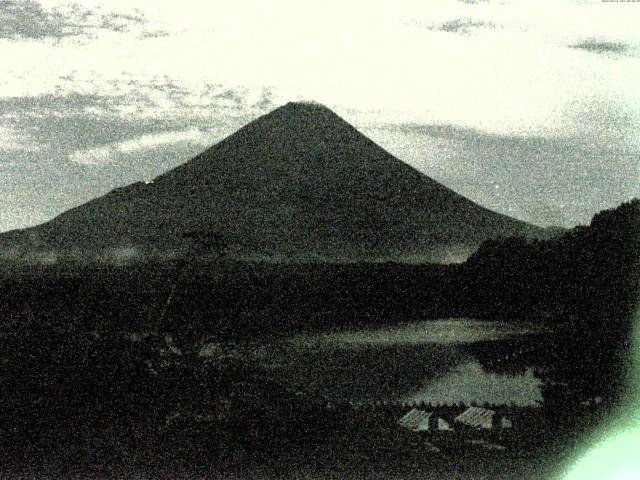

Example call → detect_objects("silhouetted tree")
160 230 226 352
461 199 639 407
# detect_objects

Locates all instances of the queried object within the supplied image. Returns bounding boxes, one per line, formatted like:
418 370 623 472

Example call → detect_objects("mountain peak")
0 101 544 264
267 101 344 124
215 101 357 154
280 100 331 111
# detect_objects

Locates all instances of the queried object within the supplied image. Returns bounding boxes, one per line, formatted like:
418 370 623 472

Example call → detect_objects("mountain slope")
0 102 545 263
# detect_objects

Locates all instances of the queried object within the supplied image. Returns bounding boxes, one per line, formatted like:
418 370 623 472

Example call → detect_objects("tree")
159 230 226 353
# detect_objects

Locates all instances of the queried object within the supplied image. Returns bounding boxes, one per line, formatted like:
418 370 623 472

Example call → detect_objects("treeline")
456 199 640 404
0 201 637 345
457 199 640 323
0 260 459 346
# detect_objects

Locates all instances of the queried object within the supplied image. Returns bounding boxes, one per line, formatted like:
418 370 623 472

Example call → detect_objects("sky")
0 0 639 232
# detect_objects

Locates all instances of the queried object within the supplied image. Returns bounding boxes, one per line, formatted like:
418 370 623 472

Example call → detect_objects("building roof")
454 407 495 429
398 409 433 431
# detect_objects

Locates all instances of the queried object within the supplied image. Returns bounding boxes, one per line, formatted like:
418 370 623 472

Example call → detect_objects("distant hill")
0 102 548 264
458 198 639 403
460 198 640 322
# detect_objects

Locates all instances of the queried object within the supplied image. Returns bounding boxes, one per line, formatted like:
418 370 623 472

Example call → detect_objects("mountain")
0 102 547 264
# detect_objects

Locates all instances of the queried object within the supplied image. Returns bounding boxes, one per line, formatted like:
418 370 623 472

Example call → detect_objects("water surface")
216 318 551 406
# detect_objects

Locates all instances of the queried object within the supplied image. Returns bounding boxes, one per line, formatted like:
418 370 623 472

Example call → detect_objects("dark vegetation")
0 199 638 477
460 199 639 406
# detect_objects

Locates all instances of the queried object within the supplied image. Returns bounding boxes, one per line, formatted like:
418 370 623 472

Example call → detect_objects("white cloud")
67 127 210 165
0 0 165 40
0 125 40 152
117 128 207 152
0 126 22 149
67 144 113 165
3 0 638 138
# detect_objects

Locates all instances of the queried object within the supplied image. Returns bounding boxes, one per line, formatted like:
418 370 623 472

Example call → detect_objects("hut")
500 416 513 429
398 409 452 432
454 406 512 430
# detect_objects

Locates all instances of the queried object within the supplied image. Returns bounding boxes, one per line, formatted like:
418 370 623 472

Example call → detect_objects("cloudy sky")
1 0 639 232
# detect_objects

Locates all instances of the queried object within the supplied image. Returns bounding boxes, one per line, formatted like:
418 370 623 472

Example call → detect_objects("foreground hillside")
0 200 637 478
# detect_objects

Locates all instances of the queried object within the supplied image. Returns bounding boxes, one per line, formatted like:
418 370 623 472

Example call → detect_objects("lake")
238 318 552 407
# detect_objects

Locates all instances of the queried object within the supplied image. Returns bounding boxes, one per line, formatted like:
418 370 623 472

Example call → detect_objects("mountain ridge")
0 102 548 264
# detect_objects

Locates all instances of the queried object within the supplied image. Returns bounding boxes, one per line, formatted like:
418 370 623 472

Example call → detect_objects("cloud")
0 0 76 39
409 17 496 34
0 0 164 40
97 10 146 33
569 38 631 55
0 80 279 173
67 128 210 165
0 80 278 232
434 18 496 33
0 78 276 137
67 144 112 165
117 128 207 153
139 29 170 39
361 117 639 228
0 126 41 153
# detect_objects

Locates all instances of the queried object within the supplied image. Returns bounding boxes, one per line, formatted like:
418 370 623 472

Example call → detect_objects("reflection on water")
288 318 549 348
245 319 551 406
254 342 468 402
404 361 542 407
